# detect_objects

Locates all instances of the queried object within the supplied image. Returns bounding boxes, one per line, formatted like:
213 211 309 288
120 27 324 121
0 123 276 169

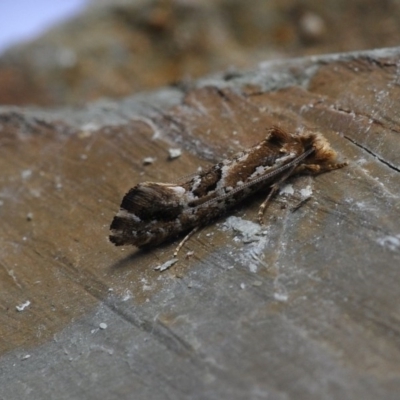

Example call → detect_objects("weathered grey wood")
1 47 400 400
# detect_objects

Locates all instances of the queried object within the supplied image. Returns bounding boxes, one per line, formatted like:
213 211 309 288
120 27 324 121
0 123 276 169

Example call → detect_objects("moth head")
297 132 337 163
310 133 338 164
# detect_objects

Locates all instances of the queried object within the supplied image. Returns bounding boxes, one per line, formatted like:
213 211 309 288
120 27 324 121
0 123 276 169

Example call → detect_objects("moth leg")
258 165 298 225
258 185 280 225
295 164 320 174
263 161 347 219
296 162 347 174
325 162 348 171
173 226 200 258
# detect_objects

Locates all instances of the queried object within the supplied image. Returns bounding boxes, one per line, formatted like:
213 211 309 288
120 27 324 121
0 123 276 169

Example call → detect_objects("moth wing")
109 183 187 246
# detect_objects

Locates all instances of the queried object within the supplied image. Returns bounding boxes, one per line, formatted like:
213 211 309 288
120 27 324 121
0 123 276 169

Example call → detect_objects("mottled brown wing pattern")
109 127 346 255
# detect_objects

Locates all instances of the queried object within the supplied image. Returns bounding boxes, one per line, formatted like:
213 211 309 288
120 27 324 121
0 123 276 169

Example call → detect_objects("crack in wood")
343 135 400 173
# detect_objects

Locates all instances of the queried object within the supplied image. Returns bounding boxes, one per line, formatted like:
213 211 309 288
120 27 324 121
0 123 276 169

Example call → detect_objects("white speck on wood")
300 185 313 198
142 157 155 165
274 292 289 302
221 216 269 271
154 258 178 272
21 169 32 179
168 148 182 160
377 234 400 251
280 184 294 196
16 300 31 312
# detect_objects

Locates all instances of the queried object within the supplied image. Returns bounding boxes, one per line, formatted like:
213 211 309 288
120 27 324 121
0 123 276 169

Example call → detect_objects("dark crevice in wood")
343 134 400 173
331 104 400 133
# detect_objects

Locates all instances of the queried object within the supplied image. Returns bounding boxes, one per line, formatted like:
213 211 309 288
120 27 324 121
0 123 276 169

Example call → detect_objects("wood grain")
1 48 400 399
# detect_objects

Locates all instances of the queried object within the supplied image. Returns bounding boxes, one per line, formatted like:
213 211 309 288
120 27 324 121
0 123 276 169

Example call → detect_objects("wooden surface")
1 47 400 399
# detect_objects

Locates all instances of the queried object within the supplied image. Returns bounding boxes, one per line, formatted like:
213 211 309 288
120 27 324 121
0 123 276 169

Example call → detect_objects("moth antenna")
257 162 299 224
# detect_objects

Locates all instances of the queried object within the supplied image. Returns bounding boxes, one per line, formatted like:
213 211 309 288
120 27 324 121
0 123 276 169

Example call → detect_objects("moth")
110 127 346 258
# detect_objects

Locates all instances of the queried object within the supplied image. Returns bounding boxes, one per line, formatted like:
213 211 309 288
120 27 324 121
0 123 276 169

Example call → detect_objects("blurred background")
1 0 399 106
0 0 87 54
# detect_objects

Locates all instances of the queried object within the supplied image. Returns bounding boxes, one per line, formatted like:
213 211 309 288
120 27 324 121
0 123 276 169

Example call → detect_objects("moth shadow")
108 247 151 271
108 239 179 271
